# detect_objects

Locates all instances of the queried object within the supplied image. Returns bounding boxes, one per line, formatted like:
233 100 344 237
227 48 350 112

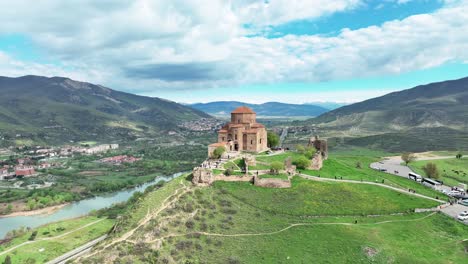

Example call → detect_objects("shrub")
224 168 233 176
293 156 310 169
212 147 226 159
270 161 284 175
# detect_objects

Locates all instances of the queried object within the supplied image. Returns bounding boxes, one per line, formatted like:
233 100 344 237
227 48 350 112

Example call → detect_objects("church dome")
231 106 255 114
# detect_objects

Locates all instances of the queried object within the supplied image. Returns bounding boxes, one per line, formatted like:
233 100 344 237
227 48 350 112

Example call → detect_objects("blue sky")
0 0 467 104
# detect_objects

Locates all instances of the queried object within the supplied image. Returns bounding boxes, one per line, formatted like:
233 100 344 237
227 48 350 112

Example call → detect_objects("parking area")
440 204 468 224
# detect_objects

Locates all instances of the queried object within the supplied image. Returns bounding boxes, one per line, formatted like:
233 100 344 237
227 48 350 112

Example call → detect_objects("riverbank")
0 203 69 218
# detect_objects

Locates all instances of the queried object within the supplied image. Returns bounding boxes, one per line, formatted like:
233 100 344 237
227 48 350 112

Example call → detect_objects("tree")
293 156 311 170
456 152 463 159
267 132 280 148
401 152 416 166
4 255 11 264
212 146 226 159
270 161 284 175
422 162 440 179
296 145 305 154
356 161 362 169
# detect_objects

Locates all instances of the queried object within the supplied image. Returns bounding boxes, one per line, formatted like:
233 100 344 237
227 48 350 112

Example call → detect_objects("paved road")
370 156 468 224
279 127 288 147
370 156 451 193
46 234 107 264
441 204 468 224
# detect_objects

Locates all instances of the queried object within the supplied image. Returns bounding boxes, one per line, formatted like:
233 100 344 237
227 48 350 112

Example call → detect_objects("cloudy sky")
1 0 467 104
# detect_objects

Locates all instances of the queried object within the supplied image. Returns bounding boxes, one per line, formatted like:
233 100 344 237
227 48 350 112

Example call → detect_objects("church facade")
208 106 268 157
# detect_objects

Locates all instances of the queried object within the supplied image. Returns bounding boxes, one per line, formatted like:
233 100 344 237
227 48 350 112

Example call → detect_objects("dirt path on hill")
147 212 437 242
0 218 105 256
299 174 446 203
78 179 191 260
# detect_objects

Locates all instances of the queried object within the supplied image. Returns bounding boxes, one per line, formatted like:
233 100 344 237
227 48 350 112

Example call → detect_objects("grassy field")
410 157 468 187
82 175 467 264
253 150 447 201
258 173 289 180
0 216 114 264
215 177 438 216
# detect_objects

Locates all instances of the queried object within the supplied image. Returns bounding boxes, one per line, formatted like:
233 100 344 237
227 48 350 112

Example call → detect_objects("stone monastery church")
208 106 268 156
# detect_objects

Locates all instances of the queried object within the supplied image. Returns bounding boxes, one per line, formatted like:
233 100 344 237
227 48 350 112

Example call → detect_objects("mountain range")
314 76 468 131
189 101 330 117
311 76 468 152
0 75 210 145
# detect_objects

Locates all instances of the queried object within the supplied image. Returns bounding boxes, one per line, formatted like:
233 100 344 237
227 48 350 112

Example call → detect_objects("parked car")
457 211 468 221
460 199 468 206
448 190 462 197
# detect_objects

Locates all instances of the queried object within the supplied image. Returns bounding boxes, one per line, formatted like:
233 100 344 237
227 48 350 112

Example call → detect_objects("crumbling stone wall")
309 136 328 160
309 152 323 170
192 167 214 186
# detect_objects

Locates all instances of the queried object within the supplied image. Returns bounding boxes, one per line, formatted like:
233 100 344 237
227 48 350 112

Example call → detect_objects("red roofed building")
15 166 36 177
208 106 268 157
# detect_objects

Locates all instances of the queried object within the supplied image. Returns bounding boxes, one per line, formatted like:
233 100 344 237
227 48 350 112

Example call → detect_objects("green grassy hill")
314 76 468 131
78 176 467 264
300 77 468 152
0 75 211 145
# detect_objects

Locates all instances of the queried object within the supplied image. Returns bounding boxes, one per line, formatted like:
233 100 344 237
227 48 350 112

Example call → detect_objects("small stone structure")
192 167 214 186
244 155 256 167
284 157 297 175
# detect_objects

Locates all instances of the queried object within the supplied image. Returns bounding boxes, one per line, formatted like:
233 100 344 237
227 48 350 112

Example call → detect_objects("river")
0 172 183 239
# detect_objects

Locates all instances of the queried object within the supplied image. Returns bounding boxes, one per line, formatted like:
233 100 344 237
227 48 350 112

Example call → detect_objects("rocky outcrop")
192 167 214 186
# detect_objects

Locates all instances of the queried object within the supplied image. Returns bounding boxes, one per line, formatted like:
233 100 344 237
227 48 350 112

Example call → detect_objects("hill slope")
190 101 329 117
0 75 210 145
314 77 468 131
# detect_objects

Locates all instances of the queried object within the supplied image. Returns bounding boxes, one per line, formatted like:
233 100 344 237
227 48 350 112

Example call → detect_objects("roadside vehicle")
457 211 468 221
448 190 462 197
408 172 422 182
460 199 468 206
422 178 442 190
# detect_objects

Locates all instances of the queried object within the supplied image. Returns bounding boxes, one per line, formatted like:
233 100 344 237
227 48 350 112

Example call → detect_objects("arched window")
250 140 253 145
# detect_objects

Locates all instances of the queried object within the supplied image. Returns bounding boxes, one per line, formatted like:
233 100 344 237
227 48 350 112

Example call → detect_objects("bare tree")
401 152 416 166
422 162 440 179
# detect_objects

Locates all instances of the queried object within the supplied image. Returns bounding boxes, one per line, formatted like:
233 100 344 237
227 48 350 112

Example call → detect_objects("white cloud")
0 0 467 96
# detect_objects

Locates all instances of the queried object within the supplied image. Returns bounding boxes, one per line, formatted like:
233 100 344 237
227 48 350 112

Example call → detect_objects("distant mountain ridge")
314 76 468 131
0 75 210 145
189 101 330 117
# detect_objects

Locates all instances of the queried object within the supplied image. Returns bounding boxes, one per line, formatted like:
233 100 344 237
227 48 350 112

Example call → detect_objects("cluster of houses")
17 144 119 159
0 143 121 181
98 155 141 165
178 118 224 132
99 155 141 165
0 157 60 180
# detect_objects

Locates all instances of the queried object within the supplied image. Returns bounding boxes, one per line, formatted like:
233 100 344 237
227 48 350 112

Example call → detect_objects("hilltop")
0 75 211 145
314 77 468 131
